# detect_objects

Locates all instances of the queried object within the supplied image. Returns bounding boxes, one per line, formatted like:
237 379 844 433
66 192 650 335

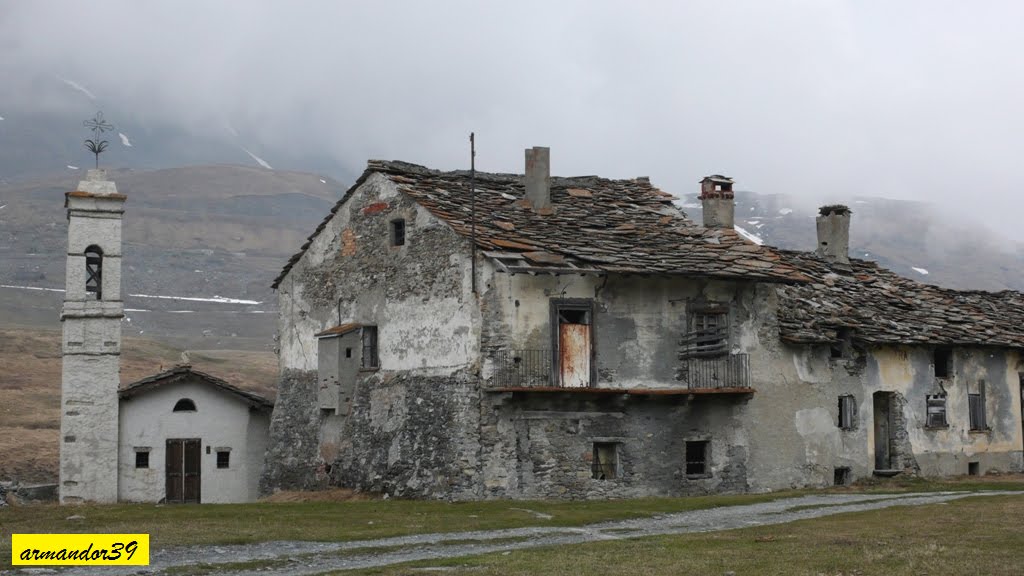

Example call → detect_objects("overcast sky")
2 1 1023 242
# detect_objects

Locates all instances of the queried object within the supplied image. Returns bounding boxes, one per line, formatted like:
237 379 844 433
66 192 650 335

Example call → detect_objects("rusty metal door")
873 393 891 470
559 323 591 388
166 439 201 503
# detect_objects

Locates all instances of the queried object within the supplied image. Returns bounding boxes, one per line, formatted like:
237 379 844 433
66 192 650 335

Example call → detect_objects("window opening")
85 245 103 300
838 395 857 430
391 219 406 246
926 394 948 428
685 440 710 476
345 347 352 358
216 451 230 469
968 462 980 476
684 311 728 357
135 451 149 469
172 398 197 412
833 467 851 486
361 326 379 369
591 443 618 480
934 348 952 378
969 380 986 431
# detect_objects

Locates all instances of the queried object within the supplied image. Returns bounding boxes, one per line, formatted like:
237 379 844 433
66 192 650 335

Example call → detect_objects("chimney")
524 146 551 211
699 175 735 228
815 205 851 263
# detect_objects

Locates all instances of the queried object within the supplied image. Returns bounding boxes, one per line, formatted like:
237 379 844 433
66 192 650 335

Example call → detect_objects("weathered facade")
262 154 1024 499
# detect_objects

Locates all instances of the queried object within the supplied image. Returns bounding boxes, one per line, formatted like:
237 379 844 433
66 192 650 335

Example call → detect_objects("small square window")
834 466 851 486
391 219 406 247
135 451 149 469
685 440 709 476
838 395 857 430
216 451 230 469
345 347 352 358
592 442 618 480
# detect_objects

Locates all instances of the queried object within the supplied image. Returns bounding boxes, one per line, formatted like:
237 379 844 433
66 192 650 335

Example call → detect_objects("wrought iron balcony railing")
490 349 750 391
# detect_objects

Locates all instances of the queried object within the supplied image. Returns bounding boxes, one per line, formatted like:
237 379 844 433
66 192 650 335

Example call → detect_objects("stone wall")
259 370 321 493
480 393 749 499
332 370 481 499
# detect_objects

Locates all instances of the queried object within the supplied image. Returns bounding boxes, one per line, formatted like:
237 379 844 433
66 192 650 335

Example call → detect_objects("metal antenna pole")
470 132 477 294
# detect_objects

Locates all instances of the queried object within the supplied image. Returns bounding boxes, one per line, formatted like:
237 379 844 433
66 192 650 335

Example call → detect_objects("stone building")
261 150 1024 499
118 366 273 504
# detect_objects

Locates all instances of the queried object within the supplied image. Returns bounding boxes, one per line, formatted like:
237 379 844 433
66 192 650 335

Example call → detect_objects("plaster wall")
746 340 1024 491
483 272 763 389
60 353 119 503
118 380 270 503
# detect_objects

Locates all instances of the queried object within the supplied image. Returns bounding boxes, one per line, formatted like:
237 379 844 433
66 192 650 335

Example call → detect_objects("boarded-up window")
838 395 857 430
969 390 986 431
361 326 379 369
926 394 948 428
682 310 728 358
592 443 617 480
685 440 710 476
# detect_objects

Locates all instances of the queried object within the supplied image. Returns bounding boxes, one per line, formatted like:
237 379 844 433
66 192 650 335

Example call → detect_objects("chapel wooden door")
166 439 201 503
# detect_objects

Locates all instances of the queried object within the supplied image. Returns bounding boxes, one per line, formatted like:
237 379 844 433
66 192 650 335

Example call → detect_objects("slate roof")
119 365 274 409
777 250 1024 349
272 160 809 288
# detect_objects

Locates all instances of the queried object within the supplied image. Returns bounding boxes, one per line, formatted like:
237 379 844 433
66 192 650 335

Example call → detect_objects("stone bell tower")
59 169 125 504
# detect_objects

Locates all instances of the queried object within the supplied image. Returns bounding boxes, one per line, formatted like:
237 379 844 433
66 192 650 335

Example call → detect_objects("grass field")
0 325 277 483
3 478 1023 573
338 494 1024 576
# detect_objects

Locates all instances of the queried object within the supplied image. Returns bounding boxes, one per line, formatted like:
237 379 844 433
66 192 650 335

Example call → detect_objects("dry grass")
261 488 375 503
348 495 1024 576
0 325 277 483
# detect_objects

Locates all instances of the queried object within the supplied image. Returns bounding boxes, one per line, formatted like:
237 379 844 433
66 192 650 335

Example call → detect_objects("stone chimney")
525 146 551 211
699 175 734 228
815 205 851 263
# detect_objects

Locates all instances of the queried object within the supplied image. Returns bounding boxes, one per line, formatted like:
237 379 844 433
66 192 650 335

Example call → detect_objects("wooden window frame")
361 326 379 370
838 394 857 430
685 439 711 478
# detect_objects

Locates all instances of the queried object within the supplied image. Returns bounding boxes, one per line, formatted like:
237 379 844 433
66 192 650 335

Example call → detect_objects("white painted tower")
60 169 125 504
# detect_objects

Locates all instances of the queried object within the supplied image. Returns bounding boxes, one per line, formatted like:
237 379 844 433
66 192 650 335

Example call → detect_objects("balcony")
488 349 752 395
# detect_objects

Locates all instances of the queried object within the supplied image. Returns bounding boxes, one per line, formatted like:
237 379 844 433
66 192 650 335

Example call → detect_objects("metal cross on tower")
83 112 115 168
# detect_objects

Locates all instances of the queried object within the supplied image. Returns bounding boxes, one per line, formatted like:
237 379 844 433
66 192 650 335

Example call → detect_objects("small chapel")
58 169 272 504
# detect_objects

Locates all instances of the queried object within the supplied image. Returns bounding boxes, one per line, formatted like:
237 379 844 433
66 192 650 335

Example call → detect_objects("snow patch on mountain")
912 267 929 275
778 208 793 215
119 133 133 147
0 284 261 305
59 77 97 100
242 147 273 170
734 224 764 245
67 165 79 170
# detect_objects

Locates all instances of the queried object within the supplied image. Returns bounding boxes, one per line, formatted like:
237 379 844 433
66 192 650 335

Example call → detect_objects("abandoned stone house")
260 149 1024 499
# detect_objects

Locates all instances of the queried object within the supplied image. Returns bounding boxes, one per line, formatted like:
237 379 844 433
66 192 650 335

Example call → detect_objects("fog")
2 1 1023 242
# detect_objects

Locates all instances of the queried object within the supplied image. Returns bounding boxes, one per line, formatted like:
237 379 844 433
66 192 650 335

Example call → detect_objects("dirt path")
21 490 1023 575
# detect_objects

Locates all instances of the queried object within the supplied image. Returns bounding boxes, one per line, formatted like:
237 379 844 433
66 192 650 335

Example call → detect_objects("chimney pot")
815 205 851 263
699 175 735 229
524 147 551 212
